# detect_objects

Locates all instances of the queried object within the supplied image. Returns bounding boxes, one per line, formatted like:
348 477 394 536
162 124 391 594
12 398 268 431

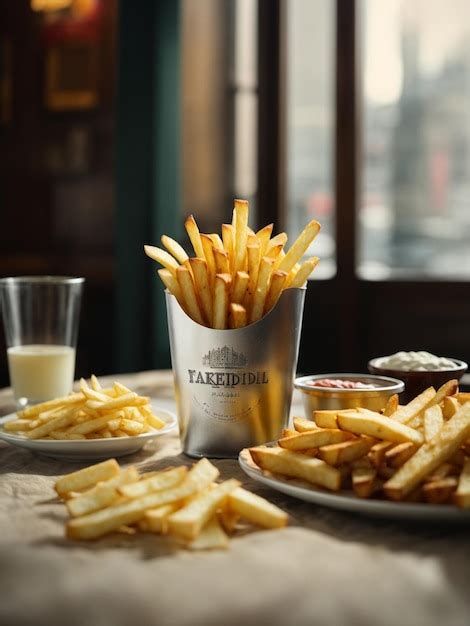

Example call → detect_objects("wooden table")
1 370 469 626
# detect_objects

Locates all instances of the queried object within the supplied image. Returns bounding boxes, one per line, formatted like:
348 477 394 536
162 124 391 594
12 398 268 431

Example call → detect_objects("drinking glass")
0 276 84 407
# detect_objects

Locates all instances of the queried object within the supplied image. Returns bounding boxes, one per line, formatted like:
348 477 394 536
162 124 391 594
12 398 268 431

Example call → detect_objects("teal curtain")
115 0 181 372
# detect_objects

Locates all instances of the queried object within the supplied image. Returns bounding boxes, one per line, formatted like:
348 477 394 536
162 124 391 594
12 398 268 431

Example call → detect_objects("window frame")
258 0 470 374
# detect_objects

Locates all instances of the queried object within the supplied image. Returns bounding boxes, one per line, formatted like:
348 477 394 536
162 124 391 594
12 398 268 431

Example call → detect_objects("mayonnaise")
378 351 458 372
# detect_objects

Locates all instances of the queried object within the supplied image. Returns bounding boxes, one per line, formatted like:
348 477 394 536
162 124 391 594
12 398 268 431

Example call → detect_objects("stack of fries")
144 199 320 329
249 380 470 507
55 457 288 549
3 376 165 440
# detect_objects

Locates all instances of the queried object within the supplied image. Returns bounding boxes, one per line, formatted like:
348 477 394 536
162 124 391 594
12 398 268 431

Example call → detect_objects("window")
287 0 335 278
181 0 258 232
359 0 470 280
232 0 258 210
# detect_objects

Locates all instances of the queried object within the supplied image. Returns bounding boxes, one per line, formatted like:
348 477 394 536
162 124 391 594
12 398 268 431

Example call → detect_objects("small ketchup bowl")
294 373 404 421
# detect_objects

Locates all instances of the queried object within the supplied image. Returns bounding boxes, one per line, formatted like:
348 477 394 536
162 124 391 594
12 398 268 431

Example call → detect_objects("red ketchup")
308 378 376 390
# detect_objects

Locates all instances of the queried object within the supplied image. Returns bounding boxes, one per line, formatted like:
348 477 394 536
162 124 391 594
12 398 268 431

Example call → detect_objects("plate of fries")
144 198 320 329
0 376 177 461
54 457 288 550
239 381 470 521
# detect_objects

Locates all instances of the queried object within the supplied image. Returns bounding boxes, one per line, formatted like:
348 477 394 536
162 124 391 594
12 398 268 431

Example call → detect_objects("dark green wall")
116 0 181 372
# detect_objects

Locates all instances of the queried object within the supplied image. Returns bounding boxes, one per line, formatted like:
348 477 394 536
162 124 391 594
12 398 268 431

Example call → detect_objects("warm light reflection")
31 0 73 12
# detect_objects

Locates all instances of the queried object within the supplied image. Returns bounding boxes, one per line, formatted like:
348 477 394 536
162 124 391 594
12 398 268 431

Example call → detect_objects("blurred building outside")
287 0 470 281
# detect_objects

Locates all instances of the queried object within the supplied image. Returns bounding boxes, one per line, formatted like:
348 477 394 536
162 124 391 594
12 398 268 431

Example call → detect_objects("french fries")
389 386 436 424
161 235 189 265
66 466 140 517
352 468 378 499
54 457 288 549
278 428 353 450
185 214 205 259
3 376 167 441
454 458 470 508
189 258 213 324
423 478 458 504
228 487 288 529
229 303 247 329
289 257 319 289
423 404 444 442
56 459 120 498
145 199 320 328
247 386 470 510
249 447 341 491
118 466 187 499
213 273 231 329
317 437 376 466
250 257 275 323
336 410 423 446
384 403 470 500
143 245 179 276
167 479 240 540
176 265 205 325
275 219 320 273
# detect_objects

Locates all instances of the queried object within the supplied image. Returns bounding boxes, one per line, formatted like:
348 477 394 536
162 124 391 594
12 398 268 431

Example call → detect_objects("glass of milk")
0 276 84 407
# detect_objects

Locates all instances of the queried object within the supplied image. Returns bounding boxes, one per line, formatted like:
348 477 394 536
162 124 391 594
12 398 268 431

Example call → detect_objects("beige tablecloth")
0 371 469 626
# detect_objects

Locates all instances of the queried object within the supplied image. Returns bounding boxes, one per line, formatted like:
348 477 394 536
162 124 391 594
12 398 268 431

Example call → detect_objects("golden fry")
423 404 444 442
265 243 284 260
288 257 319 288
209 234 224 251
185 214 205 259
276 219 321 273
279 428 353 450
232 271 249 305
213 248 230 275
158 269 186 311
176 266 205 325
389 387 436 424
144 245 179 276
168 479 240 541
443 396 460 420
189 258 213 325
384 403 470 500
250 446 341 491
256 223 273 256
200 234 216 288
221 223 234 262
18 393 84 419
454 458 470 508
264 270 287 314
90 375 102 391
213 273 231 329
228 487 288 528
244 241 261 311
249 257 275 323
266 232 287 253
233 199 249 274
229 303 247 329
55 459 120 499
337 409 423 445
161 235 189 264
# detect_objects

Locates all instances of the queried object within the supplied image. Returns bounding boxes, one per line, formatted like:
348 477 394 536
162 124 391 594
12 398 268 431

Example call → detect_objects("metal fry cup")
166 288 305 458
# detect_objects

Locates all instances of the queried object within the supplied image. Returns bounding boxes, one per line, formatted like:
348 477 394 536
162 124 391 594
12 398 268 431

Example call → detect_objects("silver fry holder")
165 287 306 458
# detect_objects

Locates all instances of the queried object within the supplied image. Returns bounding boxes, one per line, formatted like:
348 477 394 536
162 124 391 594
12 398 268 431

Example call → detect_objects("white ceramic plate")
239 447 470 523
0 406 177 462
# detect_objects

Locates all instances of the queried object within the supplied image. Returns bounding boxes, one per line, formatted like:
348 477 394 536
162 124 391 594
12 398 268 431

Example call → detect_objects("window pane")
233 0 258 203
360 0 470 280
287 0 335 279
181 0 257 231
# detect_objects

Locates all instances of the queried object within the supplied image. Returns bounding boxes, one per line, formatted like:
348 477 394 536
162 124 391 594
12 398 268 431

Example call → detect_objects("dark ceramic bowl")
368 357 467 403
